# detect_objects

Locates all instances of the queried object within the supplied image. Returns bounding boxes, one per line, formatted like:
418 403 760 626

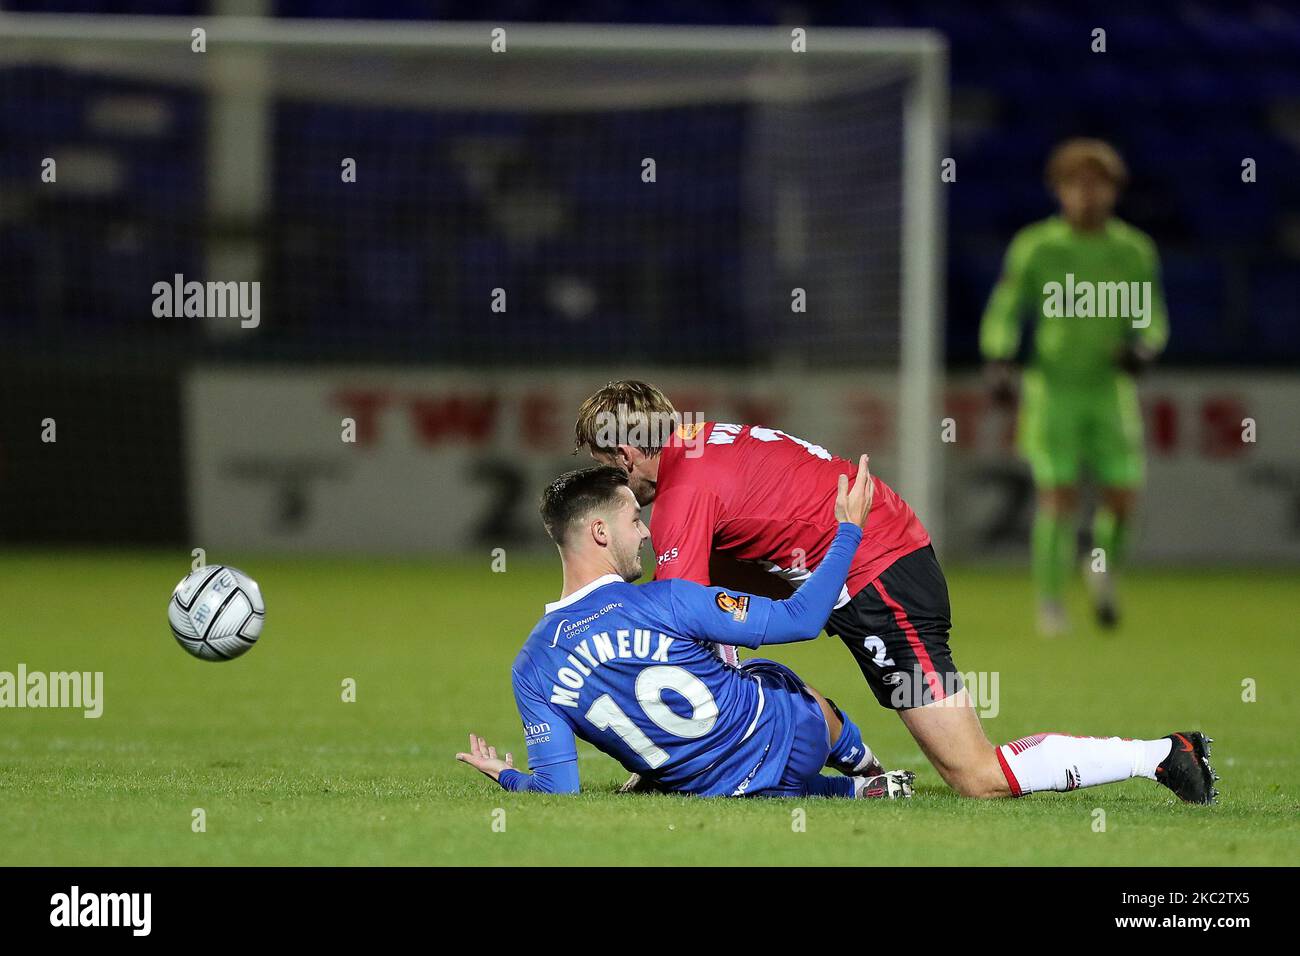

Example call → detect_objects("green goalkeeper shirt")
979 216 1169 385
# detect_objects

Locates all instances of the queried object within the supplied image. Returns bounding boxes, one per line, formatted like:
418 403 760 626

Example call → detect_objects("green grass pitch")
1 551 1296 866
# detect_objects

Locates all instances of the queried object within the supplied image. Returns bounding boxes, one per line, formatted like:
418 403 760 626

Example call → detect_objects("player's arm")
980 229 1037 361
980 229 1037 402
667 456 872 648
455 667 580 794
1121 236 1169 372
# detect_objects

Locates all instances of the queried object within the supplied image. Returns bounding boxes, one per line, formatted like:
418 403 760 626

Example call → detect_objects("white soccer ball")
168 565 265 661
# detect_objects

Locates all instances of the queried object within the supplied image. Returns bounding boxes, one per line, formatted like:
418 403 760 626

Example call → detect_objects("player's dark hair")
540 465 631 548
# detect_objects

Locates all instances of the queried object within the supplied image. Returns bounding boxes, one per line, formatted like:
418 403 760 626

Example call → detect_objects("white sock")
851 742 878 774
996 733 1173 795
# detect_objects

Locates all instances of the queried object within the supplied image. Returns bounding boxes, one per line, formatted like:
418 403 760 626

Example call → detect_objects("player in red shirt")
573 381 1218 803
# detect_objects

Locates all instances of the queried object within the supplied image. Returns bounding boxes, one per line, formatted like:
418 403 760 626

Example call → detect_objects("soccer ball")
168 565 265 661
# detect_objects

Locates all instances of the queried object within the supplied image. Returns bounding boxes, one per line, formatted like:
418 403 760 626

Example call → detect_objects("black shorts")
825 545 962 710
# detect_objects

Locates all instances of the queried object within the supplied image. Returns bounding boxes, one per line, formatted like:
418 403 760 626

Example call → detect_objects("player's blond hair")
573 380 679 457
1045 138 1128 189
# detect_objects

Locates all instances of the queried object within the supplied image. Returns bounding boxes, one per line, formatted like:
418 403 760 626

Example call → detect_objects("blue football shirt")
509 575 808 797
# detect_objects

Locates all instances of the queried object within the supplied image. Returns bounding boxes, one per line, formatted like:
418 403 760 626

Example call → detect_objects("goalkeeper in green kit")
980 139 1169 636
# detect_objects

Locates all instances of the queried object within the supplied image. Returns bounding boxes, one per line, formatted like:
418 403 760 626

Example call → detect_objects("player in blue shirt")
456 456 915 799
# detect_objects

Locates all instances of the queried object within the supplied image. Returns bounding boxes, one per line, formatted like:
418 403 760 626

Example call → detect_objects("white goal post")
0 13 948 543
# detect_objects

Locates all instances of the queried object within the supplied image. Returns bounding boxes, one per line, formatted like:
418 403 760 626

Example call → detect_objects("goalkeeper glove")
985 360 1019 408
1117 343 1158 376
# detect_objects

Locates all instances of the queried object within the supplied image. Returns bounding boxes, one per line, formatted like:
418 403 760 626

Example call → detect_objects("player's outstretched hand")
834 454 874 530
456 733 515 782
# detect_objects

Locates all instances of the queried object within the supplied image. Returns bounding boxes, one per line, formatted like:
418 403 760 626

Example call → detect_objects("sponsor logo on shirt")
523 719 552 745
550 603 624 646
657 547 679 567
715 591 750 623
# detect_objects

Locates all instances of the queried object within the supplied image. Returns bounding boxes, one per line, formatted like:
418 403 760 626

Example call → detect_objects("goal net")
0 16 946 550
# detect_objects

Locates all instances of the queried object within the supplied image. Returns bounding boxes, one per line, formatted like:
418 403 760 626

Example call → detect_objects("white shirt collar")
545 574 625 614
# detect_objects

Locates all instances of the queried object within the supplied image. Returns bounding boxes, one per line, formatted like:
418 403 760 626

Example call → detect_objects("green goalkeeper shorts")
1017 370 1145 489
